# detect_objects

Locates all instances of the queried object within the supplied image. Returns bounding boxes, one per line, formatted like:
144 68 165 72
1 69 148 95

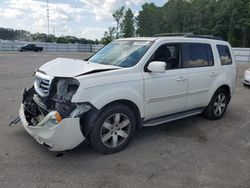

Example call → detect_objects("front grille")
34 72 53 97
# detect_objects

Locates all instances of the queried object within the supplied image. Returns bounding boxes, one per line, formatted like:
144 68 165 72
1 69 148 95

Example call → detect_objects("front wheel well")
101 100 142 130
80 99 142 138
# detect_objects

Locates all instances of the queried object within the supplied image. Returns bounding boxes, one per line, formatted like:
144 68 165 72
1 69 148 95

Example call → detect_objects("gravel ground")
0 51 249 188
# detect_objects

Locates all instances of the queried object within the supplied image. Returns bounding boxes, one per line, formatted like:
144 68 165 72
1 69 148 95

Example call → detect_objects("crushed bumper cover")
19 103 85 151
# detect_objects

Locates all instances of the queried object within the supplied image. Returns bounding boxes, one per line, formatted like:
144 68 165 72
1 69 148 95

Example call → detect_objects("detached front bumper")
19 103 85 151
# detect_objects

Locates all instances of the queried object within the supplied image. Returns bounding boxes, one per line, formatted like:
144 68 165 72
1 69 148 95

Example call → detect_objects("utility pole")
47 0 50 35
53 27 55 36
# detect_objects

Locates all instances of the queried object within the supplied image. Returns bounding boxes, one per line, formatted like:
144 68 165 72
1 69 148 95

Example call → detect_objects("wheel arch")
81 99 143 138
203 84 231 120
101 99 143 130
218 85 231 96
217 84 231 103
209 84 231 105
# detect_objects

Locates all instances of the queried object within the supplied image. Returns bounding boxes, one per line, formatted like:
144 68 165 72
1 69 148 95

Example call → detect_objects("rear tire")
203 88 229 120
88 104 136 154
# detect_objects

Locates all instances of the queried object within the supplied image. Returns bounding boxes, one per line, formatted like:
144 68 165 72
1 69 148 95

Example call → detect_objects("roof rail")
153 33 193 37
184 34 223 41
153 33 223 41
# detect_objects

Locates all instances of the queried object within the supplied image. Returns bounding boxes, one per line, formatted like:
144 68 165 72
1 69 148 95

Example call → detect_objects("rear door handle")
177 76 187 81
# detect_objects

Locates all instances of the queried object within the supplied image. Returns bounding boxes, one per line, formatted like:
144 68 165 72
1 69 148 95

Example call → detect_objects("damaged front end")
19 71 90 151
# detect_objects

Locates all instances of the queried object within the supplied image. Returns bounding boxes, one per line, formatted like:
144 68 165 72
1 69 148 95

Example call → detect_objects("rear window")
217 45 232 65
183 43 214 68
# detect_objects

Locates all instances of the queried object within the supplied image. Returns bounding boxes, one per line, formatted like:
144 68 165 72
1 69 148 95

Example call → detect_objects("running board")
143 108 204 127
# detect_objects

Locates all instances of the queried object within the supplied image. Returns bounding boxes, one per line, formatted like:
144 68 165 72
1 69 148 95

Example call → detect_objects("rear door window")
217 45 232 65
182 43 214 68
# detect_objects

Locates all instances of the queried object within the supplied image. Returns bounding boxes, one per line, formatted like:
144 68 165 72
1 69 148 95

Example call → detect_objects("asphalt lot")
0 51 249 188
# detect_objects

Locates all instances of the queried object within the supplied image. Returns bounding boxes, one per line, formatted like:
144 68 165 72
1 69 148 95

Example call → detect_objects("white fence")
0 40 103 52
0 40 250 63
233 48 250 63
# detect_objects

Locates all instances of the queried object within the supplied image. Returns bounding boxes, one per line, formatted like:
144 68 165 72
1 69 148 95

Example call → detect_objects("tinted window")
151 44 181 70
183 43 213 68
217 45 232 65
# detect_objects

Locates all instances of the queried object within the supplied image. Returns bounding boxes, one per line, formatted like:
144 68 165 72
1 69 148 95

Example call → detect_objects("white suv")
19 36 237 153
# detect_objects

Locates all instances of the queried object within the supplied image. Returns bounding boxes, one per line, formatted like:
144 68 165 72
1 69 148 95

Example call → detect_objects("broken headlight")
51 78 80 117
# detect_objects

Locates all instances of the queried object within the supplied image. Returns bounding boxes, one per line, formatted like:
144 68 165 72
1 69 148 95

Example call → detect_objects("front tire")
89 104 136 154
203 88 229 120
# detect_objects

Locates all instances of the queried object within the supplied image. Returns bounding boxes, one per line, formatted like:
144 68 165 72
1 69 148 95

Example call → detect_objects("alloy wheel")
100 113 131 148
213 93 226 116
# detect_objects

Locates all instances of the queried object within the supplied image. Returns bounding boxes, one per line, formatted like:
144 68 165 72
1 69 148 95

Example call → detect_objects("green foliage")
214 0 250 47
113 6 125 38
0 28 31 41
134 0 250 47
136 3 162 37
121 8 135 37
0 27 97 44
101 7 136 43
100 27 116 45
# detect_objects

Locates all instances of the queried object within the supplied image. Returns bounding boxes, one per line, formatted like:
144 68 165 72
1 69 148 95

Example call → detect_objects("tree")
0 28 31 41
104 0 250 47
136 3 162 37
214 0 250 47
56 36 69 43
112 6 125 38
121 8 135 38
100 27 116 45
161 0 192 33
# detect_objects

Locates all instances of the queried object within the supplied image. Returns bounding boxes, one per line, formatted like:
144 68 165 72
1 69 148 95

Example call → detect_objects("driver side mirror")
147 61 166 73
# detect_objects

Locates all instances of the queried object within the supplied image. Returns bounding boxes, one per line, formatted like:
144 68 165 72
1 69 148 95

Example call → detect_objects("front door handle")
177 76 187 81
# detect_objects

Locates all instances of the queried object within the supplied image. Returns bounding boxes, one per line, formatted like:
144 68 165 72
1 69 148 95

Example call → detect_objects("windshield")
88 40 152 67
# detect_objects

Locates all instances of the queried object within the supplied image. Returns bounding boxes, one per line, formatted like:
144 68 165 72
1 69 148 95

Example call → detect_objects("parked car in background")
18 35 236 154
243 68 250 87
19 44 43 52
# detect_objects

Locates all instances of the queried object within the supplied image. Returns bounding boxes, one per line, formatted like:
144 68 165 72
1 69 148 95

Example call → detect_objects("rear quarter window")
217 45 232 65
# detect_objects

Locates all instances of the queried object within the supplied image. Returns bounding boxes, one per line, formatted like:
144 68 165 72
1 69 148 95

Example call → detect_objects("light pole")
47 0 50 35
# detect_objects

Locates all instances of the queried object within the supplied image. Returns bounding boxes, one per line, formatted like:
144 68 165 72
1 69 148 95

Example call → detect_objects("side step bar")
143 108 204 127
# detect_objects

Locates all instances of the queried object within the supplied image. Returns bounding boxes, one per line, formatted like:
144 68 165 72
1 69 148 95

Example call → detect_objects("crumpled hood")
39 58 120 77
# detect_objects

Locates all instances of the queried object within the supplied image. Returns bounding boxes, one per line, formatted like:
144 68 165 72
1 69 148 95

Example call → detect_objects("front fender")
72 80 145 117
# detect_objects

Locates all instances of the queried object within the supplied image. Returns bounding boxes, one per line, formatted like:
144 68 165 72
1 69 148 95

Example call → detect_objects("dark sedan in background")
19 44 43 52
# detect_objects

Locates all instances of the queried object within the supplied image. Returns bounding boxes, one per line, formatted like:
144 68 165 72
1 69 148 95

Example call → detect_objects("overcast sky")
0 0 166 40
